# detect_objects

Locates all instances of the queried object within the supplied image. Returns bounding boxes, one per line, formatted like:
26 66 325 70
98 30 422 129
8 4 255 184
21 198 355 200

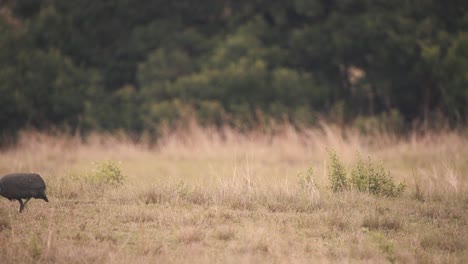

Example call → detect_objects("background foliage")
1 0 467 138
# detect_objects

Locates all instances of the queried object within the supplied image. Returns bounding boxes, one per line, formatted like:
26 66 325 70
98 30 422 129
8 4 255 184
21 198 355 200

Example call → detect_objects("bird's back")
0 173 47 199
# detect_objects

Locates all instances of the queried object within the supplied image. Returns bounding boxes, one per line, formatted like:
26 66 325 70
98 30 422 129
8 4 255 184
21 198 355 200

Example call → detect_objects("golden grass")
0 123 467 263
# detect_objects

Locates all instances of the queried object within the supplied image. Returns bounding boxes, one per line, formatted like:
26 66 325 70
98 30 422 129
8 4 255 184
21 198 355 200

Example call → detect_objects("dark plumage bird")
0 173 49 213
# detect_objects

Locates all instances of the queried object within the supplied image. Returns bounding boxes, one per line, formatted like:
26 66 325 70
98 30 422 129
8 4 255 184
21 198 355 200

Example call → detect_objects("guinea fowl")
0 173 49 213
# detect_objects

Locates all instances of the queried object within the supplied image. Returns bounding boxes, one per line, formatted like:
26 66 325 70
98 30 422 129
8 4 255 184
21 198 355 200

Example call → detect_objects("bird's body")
0 173 49 212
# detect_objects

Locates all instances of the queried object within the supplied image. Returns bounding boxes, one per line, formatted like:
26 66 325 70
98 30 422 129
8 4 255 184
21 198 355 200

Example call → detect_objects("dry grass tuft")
177 227 206 244
362 213 402 231
0 208 10 231
213 226 236 241
420 228 467 252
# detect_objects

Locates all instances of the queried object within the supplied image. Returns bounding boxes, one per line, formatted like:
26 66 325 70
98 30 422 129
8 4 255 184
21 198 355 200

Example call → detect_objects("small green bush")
89 160 125 186
350 154 405 197
298 166 317 195
369 231 397 263
28 233 43 260
327 149 348 192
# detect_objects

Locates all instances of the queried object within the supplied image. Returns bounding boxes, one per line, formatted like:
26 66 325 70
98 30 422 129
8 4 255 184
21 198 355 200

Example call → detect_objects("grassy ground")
0 124 467 263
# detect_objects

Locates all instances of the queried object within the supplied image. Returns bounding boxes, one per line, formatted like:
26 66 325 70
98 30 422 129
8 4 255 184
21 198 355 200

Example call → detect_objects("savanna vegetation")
1 1 467 263
0 126 467 263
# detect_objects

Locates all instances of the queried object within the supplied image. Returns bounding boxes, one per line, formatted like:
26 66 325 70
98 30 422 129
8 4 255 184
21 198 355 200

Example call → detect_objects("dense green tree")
0 17 98 137
0 0 467 138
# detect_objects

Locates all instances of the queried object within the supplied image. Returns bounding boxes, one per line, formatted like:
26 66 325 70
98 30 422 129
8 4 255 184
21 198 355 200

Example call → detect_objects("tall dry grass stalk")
1 123 466 197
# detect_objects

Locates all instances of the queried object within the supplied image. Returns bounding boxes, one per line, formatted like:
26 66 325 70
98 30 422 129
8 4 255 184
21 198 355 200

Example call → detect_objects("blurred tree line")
1 0 467 139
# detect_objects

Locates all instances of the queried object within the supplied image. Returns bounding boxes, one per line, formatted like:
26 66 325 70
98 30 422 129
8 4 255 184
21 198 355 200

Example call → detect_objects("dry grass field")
0 124 467 263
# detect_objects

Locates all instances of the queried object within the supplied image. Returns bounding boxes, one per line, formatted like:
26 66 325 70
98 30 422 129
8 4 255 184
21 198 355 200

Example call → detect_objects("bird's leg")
23 197 31 206
17 199 24 213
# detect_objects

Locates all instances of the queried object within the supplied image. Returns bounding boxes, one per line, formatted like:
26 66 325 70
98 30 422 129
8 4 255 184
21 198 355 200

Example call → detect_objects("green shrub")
369 231 397 263
89 160 125 186
28 232 43 260
327 149 348 192
326 150 405 197
350 154 405 197
298 166 317 195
